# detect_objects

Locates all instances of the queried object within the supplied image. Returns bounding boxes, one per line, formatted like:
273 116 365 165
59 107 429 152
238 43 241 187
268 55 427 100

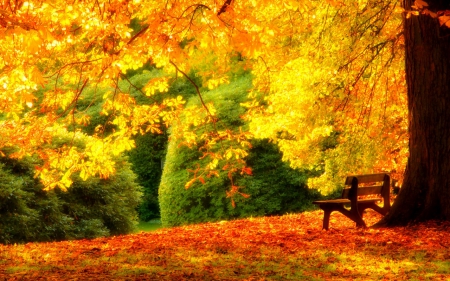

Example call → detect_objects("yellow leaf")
80 168 88 181
144 77 169 96
439 16 450 27
30 67 46 87
185 178 196 189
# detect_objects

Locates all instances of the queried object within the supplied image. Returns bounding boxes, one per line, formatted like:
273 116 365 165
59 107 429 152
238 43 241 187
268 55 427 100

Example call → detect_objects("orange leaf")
414 0 428 9
241 167 252 175
439 15 450 27
240 192 250 199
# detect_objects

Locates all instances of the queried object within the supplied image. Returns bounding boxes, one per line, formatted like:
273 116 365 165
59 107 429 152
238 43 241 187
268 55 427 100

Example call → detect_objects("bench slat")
313 199 351 204
313 198 380 205
344 173 389 185
342 185 383 198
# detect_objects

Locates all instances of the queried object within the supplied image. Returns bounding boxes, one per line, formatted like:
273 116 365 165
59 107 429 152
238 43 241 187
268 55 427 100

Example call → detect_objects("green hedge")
123 68 198 221
0 133 142 244
159 75 320 227
128 133 167 221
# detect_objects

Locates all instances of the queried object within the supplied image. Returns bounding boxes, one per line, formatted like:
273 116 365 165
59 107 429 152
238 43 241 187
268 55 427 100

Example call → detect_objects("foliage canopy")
0 0 408 199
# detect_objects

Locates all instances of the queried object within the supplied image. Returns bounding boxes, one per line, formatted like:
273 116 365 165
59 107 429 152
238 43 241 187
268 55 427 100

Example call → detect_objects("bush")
159 75 320 227
128 133 167 221
123 69 198 221
0 133 142 244
233 139 321 216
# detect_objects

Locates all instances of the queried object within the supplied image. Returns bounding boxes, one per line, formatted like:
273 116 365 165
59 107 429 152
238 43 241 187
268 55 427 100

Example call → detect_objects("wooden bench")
313 173 391 230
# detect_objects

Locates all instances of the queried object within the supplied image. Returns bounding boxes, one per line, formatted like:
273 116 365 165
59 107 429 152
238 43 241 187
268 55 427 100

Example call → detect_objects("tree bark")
379 0 450 225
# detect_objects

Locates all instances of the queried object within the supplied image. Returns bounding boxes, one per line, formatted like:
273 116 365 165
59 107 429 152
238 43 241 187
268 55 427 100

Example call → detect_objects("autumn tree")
2 0 449 226
244 0 408 194
1 0 324 196
379 0 450 225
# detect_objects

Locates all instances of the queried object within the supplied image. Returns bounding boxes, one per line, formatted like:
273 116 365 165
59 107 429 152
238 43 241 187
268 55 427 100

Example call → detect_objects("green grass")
136 220 163 232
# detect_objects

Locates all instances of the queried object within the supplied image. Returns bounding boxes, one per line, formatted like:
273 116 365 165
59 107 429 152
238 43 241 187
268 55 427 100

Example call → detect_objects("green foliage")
123 69 198 221
0 162 41 243
159 75 320 227
0 133 142 244
56 68 198 222
128 133 167 221
136 220 163 232
234 139 321 216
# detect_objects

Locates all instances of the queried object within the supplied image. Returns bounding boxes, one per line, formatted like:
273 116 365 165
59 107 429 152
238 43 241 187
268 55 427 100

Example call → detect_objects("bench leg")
358 203 384 226
321 206 350 230
323 209 331 230
349 210 366 228
361 203 387 216
339 208 366 228
319 205 367 230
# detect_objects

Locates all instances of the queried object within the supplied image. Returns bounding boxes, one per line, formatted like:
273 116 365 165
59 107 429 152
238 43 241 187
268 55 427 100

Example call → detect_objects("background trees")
124 67 198 221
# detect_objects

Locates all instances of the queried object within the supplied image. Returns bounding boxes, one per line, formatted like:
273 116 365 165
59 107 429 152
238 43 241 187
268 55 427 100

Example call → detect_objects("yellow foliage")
144 77 170 96
0 0 408 193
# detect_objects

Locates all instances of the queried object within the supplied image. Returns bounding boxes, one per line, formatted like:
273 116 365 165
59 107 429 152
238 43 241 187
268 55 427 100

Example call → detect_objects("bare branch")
169 60 215 119
218 0 233 16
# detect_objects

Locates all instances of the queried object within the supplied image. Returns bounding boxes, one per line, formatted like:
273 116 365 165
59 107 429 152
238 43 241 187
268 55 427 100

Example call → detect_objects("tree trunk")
379 0 450 226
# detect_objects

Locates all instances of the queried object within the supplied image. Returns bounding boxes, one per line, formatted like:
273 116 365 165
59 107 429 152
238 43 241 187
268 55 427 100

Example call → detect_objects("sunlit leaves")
3 0 257 189
206 75 229 90
143 77 169 96
0 0 410 193
405 0 450 28
243 0 407 193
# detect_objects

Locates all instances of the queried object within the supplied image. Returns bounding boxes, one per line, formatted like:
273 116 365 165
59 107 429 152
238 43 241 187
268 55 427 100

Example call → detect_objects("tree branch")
169 60 214 119
217 0 233 16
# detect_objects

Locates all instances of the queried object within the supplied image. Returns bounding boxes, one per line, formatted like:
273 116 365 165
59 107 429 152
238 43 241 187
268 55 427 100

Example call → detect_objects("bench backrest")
341 173 391 214
342 173 390 199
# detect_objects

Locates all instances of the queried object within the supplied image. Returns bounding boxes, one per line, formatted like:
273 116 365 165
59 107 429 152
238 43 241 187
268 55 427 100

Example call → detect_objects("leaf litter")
1 210 450 280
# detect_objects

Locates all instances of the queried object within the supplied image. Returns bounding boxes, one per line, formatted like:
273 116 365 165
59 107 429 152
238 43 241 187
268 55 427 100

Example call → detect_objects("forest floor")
1 209 450 280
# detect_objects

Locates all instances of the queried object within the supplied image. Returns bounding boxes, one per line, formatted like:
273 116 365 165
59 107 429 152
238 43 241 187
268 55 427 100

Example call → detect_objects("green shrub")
233 139 321 216
159 75 320 227
128 133 167 221
123 69 198 221
0 133 142 244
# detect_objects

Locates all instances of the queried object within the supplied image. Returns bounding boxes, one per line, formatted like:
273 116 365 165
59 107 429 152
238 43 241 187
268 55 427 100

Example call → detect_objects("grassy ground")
136 220 163 232
1 210 450 280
